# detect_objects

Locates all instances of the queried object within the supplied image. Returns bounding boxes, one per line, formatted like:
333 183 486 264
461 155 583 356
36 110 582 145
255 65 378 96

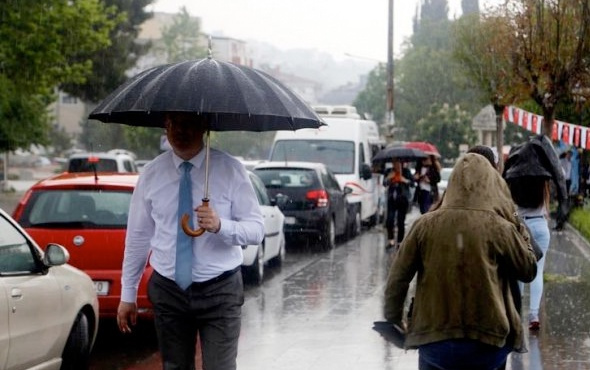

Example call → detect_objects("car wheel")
348 207 361 238
244 244 264 285
321 218 336 250
61 312 90 370
268 237 285 268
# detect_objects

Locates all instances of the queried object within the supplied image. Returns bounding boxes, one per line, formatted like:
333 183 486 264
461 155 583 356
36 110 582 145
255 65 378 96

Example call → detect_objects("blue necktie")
176 161 193 290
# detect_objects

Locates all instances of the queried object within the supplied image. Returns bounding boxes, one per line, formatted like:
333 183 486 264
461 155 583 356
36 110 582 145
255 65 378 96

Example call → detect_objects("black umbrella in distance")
89 54 324 237
372 146 427 163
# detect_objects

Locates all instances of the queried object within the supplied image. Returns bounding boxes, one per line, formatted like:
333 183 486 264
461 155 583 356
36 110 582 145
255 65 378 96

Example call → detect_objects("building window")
62 95 78 104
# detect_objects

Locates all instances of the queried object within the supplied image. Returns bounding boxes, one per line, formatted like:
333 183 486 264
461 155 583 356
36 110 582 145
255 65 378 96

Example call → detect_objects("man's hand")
196 204 221 233
117 301 137 334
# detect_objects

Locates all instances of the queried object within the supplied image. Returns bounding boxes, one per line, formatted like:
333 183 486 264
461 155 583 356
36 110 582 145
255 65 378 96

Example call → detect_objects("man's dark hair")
467 145 496 168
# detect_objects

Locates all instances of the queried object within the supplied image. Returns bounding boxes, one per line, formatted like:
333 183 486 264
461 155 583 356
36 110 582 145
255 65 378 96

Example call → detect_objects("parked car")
253 161 351 250
0 207 98 369
438 167 453 193
67 151 138 173
241 171 286 284
11 172 153 319
135 159 151 173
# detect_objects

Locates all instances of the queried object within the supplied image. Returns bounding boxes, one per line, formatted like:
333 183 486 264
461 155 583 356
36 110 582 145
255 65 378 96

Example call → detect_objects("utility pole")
386 0 395 139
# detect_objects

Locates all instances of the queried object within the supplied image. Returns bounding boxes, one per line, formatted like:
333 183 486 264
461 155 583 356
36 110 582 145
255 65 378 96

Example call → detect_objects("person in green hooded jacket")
384 153 538 370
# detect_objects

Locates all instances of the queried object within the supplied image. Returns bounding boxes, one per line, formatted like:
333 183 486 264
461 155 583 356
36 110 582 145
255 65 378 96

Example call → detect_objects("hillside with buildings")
51 12 375 142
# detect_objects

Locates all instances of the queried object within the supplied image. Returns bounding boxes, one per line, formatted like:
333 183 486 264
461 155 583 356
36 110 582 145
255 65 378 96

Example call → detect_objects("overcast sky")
150 1 499 62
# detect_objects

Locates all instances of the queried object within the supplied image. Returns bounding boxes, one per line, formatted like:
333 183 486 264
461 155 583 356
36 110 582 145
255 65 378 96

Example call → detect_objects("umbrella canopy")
403 141 440 158
88 57 324 131
372 146 427 163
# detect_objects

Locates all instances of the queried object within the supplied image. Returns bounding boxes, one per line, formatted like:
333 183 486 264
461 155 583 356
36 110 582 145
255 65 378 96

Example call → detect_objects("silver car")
0 207 98 370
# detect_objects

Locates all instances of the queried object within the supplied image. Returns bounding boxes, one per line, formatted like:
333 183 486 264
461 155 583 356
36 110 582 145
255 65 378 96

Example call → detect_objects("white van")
268 106 385 236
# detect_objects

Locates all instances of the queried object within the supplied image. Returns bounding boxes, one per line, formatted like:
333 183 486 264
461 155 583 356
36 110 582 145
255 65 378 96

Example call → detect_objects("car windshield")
270 140 354 174
254 168 319 189
19 189 132 229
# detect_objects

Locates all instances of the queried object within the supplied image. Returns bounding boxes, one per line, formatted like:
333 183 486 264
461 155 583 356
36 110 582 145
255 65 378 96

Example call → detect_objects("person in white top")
117 113 264 370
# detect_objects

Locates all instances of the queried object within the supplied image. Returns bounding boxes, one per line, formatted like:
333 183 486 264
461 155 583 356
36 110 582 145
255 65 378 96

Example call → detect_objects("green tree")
461 0 480 15
0 0 117 152
159 7 208 63
416 103 477 161
501 0 590 136
353 63 387 126
61 0 154 103
453 13 518 171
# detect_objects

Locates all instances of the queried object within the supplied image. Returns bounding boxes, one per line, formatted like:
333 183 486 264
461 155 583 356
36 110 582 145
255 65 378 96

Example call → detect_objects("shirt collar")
171 148 206 171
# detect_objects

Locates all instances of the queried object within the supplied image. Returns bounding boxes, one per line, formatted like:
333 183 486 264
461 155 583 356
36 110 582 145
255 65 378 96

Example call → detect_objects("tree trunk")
493 104 505 173
542 108 555 139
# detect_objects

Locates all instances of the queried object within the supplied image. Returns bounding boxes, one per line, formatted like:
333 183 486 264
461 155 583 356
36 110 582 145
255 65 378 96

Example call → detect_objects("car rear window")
19 190 132 229
254 168 319 189
68 158 118 172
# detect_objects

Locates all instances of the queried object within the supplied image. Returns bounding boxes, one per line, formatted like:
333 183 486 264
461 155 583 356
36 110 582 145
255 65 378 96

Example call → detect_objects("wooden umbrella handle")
181 198 209 237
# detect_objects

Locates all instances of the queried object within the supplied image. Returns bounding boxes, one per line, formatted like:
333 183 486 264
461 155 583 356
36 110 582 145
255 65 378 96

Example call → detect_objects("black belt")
523 215 545 220
190 266 241 288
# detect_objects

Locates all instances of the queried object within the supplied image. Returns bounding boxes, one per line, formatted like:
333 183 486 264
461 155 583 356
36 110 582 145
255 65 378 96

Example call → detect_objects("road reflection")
87 226 590 370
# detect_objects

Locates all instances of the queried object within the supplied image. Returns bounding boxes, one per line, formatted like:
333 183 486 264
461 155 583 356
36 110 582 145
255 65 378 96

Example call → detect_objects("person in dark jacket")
414 155 441 214
383 158 414 249
503 134 567 331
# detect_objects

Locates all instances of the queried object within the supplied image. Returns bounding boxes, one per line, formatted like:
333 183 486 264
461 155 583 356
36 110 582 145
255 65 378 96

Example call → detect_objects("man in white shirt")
116 113 265 370
560 150 572 195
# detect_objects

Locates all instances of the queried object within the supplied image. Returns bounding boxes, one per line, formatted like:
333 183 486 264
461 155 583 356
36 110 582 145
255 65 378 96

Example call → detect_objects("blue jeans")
418 339 511 370
518 217 550 318
418 189 433 214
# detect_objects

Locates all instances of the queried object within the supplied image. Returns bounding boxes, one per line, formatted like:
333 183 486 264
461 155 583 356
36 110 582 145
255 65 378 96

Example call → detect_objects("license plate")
93 281 110 296
284 217 296 225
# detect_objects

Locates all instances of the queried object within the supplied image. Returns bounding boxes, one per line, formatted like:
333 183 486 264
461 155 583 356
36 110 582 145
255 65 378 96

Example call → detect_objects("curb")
563 222 590 261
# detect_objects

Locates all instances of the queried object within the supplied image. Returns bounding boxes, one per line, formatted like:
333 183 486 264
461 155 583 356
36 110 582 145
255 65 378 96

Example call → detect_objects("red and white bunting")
503 106 588 149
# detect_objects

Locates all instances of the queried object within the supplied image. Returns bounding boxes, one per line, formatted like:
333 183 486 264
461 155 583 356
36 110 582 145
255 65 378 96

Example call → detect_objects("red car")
12 172 153 319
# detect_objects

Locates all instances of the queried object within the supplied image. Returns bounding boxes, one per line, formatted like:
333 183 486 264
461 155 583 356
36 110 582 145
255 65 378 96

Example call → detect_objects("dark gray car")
253 161 350 250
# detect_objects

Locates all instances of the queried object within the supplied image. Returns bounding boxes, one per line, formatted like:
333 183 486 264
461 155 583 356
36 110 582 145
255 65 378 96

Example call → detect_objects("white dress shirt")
121 149 264 303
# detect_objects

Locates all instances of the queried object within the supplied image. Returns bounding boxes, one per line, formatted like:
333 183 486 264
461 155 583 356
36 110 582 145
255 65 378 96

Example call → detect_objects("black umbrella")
88 57 323 131
372 146 427 163
89 55 324 236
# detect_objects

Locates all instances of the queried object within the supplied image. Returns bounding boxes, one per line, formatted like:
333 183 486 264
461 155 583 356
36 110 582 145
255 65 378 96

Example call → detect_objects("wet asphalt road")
87 211 590 370
2 189 590 369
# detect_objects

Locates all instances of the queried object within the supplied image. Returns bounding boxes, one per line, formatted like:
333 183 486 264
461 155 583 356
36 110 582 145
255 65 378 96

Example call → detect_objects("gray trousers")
148 269 244 370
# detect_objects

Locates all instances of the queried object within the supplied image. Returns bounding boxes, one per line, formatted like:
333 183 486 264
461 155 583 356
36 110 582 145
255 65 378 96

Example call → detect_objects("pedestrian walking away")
383 158 414 249
116 113 265 370
503 134 568 331
413 155 441 214
383 153 538 370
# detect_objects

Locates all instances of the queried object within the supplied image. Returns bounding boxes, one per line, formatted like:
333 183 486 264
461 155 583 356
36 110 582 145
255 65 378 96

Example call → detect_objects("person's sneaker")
529 313 540 331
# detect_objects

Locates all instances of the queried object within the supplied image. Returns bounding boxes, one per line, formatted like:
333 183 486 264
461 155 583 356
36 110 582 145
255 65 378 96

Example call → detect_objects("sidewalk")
505 222 590 369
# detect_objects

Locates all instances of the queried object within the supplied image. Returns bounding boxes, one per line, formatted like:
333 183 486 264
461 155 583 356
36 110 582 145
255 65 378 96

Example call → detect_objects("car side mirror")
361 163 373 180
343 186 353 195
43 243 70 267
